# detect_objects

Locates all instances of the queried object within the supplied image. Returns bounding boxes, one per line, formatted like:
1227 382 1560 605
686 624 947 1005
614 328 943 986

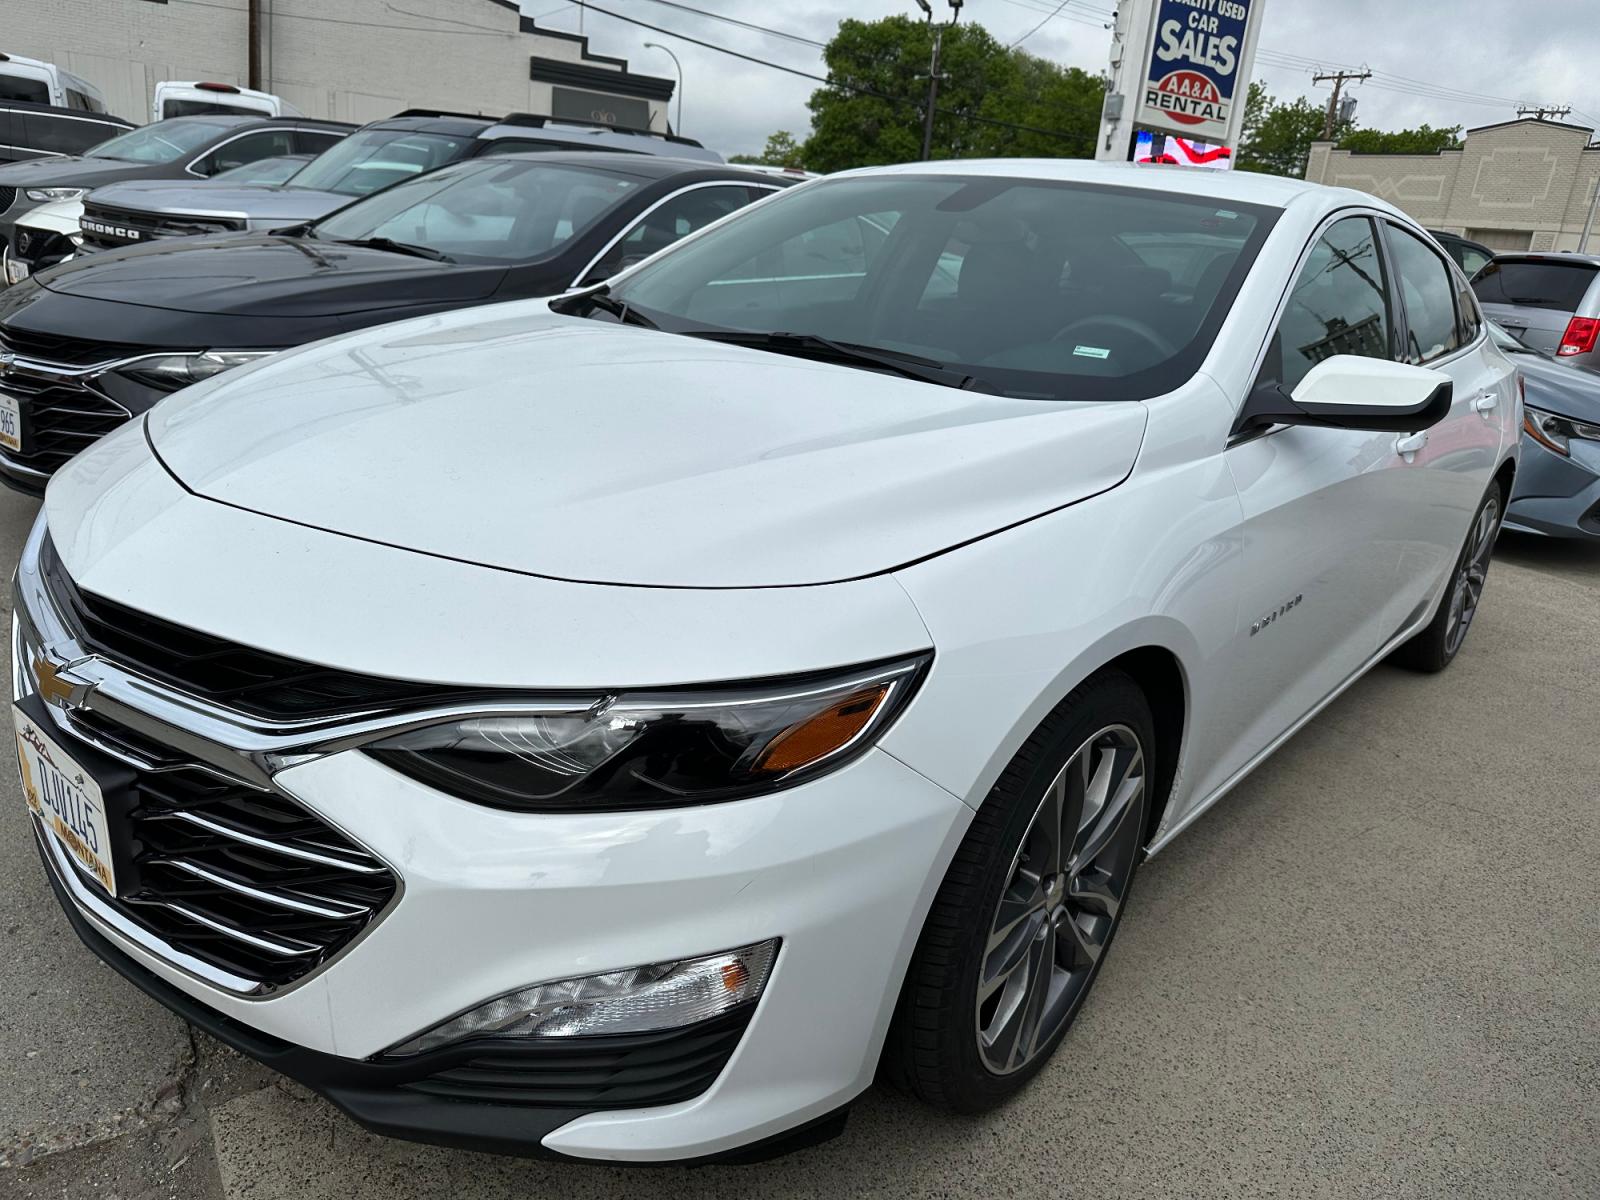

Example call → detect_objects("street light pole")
643 42 684 136
916 0 961 162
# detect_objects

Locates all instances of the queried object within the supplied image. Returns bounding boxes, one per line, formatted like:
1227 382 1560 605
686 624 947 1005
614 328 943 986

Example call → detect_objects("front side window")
1387 223 1462 364
192 129 295 175
582 185 756 284
288 128 473 197
1262 216 1392 392
313 158 638 264
1457 245 1491 279
605 176 1277 402
0 73 49 105
87 118 223 163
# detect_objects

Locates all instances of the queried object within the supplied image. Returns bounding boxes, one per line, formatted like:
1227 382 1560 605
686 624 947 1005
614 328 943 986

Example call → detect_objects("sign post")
1095 0 1267 163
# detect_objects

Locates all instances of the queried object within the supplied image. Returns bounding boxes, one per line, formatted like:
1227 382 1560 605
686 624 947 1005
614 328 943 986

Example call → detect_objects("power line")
1009 1 1073 49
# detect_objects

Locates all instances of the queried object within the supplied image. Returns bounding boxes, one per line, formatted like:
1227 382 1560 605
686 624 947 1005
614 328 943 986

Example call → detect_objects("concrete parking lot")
0 484 1594 1200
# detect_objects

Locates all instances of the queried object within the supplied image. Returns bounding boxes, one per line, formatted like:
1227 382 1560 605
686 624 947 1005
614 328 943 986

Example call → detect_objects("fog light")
386 940 778 1056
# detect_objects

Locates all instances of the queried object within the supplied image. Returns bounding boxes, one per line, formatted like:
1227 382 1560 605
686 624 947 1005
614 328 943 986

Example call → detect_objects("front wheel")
883 671 1153 1111
1391 484 1502 673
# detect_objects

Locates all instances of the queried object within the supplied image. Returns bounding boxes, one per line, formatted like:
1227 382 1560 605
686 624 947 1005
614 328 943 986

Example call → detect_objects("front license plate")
0 391 21 453
15 707 115 895
3 259 28 286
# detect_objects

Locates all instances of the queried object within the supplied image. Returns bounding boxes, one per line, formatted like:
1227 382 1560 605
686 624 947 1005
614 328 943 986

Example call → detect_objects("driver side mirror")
1236 355 1453 435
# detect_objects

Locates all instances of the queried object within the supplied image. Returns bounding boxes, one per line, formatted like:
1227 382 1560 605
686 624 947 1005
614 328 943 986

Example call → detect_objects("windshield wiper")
567 286 659 329
333 236 453 263
684 330 980 390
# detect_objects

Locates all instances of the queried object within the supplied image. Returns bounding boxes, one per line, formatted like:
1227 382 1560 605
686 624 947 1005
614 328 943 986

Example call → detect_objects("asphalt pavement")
0 483 1594 1200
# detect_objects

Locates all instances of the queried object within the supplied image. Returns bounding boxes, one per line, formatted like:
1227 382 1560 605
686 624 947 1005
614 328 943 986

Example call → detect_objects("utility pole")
246 0 261 91
914 0 961 161
1517 104 1572 122
1313 68 1370 140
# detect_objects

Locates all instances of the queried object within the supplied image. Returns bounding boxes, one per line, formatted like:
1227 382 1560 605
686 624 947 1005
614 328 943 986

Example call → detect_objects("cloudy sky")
521 0 1600 157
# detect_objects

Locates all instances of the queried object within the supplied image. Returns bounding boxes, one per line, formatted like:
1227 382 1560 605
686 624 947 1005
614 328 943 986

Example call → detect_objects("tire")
1390 481 1503 674
883 670 1154 1112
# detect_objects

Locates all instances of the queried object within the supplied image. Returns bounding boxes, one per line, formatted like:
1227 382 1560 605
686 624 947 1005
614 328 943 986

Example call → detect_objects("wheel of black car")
883 670 1153 1111
1391 482 1503 674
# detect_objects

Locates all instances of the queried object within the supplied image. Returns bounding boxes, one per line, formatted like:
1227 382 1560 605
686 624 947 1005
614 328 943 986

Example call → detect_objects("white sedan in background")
15 160 1516 1164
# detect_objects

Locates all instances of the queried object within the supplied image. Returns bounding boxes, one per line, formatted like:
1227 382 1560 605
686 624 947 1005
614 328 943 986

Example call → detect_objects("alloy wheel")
975 724 1146 1075
1444 495 1499 658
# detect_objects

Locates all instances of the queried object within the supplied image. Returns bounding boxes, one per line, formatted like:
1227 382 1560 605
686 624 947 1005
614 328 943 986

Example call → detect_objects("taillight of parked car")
1557 316 1600 356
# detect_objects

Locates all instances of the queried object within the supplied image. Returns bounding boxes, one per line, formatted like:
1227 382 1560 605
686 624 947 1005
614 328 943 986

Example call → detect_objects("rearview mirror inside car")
1236 355 1453 435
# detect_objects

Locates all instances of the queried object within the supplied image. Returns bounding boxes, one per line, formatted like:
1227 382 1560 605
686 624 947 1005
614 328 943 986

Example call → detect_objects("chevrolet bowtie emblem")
32 657 92 708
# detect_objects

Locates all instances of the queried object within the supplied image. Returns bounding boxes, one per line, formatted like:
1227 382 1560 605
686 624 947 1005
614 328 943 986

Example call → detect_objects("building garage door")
1465 228 1533 252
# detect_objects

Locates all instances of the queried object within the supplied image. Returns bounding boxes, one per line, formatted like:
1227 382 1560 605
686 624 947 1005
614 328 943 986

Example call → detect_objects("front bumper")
16 464 966 1161
1506 429 1600 540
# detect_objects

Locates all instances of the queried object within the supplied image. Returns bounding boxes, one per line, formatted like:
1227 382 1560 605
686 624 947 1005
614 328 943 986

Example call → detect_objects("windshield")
605 175 1277 401
87 119 223 163
289 128 473 197
312 157 639 264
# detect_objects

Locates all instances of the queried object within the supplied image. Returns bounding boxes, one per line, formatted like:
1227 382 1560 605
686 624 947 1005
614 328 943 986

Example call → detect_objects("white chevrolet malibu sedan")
14 161 1516 1163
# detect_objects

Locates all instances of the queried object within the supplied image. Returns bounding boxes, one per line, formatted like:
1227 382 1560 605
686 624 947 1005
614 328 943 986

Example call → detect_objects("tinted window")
192 128 295 175
161 99 266 119
87 119 223 163
1458 245 1492 279
1472 259 1599 311
313 158 638 264
64 88 92 111
583 185 753 283
0 74 50 105
289 128 472 197
292 129 345 156
1265 217 1392 391
18 110 128 157
609 177 1276 402
1387 224 1461 364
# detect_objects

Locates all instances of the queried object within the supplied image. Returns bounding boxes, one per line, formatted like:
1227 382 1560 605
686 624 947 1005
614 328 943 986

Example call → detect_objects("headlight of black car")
366 655 930 812
120 350 276 392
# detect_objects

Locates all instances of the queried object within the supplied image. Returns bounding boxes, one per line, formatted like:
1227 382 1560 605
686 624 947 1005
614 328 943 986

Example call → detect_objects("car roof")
472 149 783 183
835 158 1378 213
362 114 496 136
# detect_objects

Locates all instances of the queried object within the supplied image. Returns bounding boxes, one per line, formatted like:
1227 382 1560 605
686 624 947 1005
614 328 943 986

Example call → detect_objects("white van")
0 52 108 112
151 81 301 122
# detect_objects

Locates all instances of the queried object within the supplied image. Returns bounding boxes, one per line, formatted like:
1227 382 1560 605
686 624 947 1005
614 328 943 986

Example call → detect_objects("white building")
3 0 676 133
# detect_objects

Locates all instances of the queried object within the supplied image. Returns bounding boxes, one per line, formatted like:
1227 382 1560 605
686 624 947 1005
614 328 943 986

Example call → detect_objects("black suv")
0 99 133 166
72 110 723 254
0 114 352 251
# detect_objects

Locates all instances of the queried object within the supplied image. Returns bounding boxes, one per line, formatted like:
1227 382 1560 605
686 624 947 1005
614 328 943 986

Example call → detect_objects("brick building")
1305 117 1600 252
2 0 675 133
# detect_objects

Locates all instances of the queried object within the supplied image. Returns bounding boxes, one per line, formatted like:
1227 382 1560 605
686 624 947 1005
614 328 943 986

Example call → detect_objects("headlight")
367 655 929 812
1524 404 1600 457
119 349 276 391
23 187 86 203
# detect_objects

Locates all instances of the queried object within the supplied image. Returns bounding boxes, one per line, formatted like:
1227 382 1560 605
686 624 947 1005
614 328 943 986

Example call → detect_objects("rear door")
1472 256 1599 355
13 105 130 159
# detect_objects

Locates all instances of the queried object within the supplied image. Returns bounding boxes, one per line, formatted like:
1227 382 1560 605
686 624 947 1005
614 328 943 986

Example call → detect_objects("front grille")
11 226 73 267
0 368 129 474
0 326 145 368
399 1006 754 1109
52 706 398 989
0 185 16 215
81 202 245 250
41 537 470 722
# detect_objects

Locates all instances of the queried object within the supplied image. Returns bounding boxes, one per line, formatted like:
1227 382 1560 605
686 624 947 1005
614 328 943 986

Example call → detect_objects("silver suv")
1471 252 1600 366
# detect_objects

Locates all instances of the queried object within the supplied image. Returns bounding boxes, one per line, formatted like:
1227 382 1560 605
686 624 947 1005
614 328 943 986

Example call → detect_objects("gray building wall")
2 0 673 132
1306 118 1600 252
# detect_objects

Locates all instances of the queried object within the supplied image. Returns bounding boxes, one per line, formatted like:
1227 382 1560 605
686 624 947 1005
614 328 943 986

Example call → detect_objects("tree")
798 15 1103 174
1338 124 1462 155
1236 87 1347 177
730 130 806 169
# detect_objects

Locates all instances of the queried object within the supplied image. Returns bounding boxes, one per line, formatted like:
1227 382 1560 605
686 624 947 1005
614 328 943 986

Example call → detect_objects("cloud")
524 0 1600 156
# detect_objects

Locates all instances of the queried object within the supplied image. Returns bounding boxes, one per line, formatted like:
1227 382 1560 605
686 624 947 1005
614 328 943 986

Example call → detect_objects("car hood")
86 181 348 225
37 234 505 317
1512 352 1600 421
0 156 153 189
146 306 1149 587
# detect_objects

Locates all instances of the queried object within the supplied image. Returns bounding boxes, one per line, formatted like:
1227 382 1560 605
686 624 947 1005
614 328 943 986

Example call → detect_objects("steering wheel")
1052 314 1177 360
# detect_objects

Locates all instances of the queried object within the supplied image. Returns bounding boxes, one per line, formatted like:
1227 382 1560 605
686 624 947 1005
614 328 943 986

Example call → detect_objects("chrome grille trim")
151 858 376 919
151 809 389 875
121 898 323 958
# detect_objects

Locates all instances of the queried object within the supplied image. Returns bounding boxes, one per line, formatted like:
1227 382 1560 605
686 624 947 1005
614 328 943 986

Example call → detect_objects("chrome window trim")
570 179 782 289
182 128 297 178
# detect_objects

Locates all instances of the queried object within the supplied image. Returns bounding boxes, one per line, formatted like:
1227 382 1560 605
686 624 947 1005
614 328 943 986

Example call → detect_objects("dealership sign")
1137 0 1260 144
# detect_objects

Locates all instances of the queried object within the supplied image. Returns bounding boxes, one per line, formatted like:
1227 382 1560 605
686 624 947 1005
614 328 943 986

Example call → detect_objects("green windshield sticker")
1072 345 1111 359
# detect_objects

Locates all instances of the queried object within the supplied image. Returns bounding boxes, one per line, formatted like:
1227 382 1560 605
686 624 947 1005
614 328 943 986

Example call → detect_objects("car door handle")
1474 391 1498 412
1395 430 1428 462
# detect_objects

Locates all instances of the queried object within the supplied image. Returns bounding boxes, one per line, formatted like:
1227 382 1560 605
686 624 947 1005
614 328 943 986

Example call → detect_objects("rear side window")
1263 216 1393 391
17 111 126 157
293 129 344 156
1472 259 1598 311
1386 223 1462 364
0 74 50 105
